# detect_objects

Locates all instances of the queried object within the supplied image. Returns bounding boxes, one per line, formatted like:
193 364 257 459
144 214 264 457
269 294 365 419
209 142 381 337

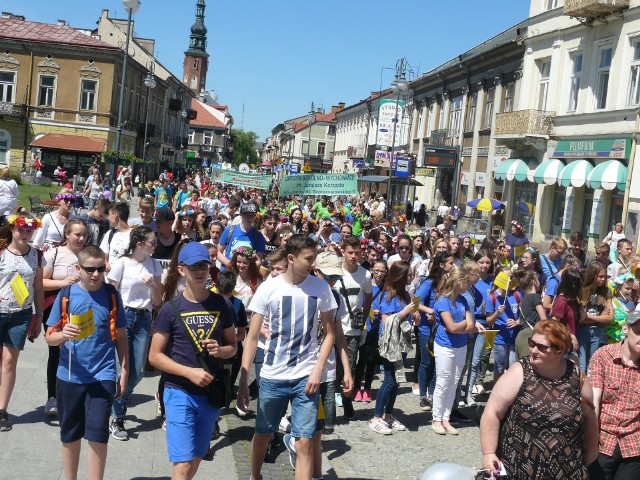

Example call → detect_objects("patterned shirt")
588 341 640 458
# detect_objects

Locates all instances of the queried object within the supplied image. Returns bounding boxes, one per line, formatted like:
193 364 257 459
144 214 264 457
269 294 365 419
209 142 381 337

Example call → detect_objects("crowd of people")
0 164 639 480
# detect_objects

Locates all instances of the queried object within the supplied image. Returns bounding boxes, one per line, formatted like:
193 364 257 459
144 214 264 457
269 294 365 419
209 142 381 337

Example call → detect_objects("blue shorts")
0 308 32 350
57 379 116 444
164 387 220 463
256 376 319 439
493 343 516 374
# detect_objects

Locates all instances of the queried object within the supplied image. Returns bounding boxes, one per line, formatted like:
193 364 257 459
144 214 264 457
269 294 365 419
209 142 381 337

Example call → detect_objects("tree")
230 129 260 166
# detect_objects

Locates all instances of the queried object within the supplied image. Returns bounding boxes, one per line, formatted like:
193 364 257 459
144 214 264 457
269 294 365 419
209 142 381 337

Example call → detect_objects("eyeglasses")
398 246 411 251
184 261 211 271
521 256 533 261
80 265 107 273
324 275 343 282
527 337 555 353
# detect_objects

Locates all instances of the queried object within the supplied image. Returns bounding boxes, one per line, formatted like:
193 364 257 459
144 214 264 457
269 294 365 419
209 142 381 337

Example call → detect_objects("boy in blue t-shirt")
217 201 265 271
45 245 129 480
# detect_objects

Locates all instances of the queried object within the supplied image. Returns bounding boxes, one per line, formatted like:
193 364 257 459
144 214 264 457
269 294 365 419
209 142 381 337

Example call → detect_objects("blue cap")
178 242 211 266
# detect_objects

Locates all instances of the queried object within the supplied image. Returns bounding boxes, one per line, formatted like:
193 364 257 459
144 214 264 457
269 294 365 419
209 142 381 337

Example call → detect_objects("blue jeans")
493 343 515 374
577 325 604 372
88 197 97 210
417 331 436 398
112 307 152 419
373 359 399 418
466 332 486 398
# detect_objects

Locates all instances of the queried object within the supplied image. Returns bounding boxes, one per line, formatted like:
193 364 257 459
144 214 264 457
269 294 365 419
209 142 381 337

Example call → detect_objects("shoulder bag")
339 278 365 330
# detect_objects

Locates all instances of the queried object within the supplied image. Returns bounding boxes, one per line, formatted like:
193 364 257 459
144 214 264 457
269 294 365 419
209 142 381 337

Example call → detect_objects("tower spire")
183 0 209 94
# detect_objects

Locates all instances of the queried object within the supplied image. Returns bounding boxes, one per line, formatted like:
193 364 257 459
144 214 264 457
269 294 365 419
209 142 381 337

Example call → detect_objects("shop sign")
475 172 487 187
415 167 434 177
460 171 470 186
279 173 358 197
352 159 365 169
588 196 605 238
563 194 574 234
377 99 404 148
394 156 411 178
553 138 631 159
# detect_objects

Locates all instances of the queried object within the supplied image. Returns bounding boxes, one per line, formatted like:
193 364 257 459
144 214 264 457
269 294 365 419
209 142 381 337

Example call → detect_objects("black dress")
498 357 587 479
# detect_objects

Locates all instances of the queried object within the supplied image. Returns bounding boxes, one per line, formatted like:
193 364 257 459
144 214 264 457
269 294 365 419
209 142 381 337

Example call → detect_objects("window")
80 79 97 110
317 141 326 157
0 72 15 103
38 75 56 107
567 53 583 112
448 96 463 137
203 131 213 145
537 60 551 111
188 129 195 144
504 82 515 113
627 39 640 105
545 0 559 10
190 75 197 89
301 140 309 156
595 46 612 109
483 87 495 129
466 92 477 131
426 101 434 137
438 102 445 129
194 59 199 70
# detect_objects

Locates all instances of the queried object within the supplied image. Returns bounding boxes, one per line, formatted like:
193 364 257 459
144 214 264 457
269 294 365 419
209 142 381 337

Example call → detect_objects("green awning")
494 158 533 182
533 159 564 185
586 160 628 191
557 160 594 188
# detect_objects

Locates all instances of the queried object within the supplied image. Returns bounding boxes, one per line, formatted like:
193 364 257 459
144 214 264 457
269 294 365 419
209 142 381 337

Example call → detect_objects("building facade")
182 0 209 95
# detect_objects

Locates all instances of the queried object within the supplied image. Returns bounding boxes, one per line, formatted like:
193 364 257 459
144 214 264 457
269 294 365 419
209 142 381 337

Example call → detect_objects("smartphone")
411 296 421 311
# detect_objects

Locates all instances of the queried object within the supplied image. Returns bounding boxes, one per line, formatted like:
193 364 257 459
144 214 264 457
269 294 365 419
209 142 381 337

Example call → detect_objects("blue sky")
5 0 529 140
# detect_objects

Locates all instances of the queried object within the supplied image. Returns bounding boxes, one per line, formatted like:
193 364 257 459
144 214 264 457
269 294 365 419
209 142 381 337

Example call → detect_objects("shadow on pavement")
322 437 352 460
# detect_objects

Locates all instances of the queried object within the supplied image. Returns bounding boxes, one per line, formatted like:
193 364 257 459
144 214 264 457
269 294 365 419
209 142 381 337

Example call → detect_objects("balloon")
421 463 476 480
102 190 111 199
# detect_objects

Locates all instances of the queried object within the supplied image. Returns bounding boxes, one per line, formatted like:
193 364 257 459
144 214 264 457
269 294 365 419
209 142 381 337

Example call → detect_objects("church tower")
183 0 209 95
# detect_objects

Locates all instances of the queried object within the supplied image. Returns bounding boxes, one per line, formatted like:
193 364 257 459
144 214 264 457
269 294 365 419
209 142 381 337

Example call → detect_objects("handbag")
339 278 365 330
168 300 228 408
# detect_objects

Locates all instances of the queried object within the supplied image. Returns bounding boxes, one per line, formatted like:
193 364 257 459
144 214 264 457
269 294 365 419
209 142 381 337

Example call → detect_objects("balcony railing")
0 102 26 118
564 0 629 18
494 110 554 137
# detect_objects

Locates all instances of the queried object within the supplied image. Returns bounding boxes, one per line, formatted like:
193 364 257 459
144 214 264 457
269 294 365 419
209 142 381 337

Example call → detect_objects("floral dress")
498 357 587 479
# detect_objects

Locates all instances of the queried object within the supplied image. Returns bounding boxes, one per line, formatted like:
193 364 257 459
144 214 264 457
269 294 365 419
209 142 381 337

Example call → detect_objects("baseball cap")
315 252 343 277
155 208 175 223
178 242 212 266
240 202 258 215
627 310 640 326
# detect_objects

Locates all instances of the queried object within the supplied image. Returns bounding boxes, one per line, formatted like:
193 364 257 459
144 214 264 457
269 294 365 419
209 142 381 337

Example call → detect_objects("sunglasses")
398 246 411 251
80 265 106 273
324 275 343 282
527 337 555 353
183 261 211 272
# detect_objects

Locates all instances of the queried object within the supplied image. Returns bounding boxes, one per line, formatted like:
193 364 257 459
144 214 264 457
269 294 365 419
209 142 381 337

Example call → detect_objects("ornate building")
183 0 209 95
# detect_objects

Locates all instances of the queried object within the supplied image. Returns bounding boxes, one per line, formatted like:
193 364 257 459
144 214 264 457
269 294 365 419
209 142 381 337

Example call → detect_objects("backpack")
224 223 259 258
47 283 119 341
489 290 522 311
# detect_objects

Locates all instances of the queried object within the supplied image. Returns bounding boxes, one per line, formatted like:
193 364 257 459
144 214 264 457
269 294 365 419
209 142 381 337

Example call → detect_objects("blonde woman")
33 188 75 252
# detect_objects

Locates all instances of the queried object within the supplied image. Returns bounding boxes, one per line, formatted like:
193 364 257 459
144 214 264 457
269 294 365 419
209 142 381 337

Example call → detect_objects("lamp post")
181 108 188 169
114 0 140 167
386 58 411 218
142 65 156 179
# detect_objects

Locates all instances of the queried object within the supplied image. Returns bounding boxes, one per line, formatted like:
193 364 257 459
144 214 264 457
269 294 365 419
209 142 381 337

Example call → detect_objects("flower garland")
55 193 76 202
235 246 258 260
6 215 43 229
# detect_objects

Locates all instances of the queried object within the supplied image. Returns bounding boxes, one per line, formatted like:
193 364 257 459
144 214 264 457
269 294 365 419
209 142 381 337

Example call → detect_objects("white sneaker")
44 397 57 416
384 415 406 431
369 417 393 435
279 416 291 434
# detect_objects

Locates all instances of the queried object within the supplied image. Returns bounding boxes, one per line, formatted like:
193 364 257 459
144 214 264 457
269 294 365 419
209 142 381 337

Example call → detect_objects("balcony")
494 110 554 137
429 129 454 146
564 0 629 21
0 102 26 118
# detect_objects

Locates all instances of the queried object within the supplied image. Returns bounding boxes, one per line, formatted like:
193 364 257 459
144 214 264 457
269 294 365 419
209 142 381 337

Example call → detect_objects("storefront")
493 157 538 235
31 133 105 178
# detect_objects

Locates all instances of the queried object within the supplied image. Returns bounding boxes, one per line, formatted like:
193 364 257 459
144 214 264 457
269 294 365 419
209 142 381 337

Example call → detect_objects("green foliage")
10 173 22 185
230 129 259 166
103 150 150 164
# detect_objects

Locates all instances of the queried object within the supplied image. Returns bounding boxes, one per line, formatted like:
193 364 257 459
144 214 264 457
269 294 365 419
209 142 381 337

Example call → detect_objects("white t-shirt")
437 205 450 217
321 291 347 383
337 265 373 337
33 212 68 248
107 256 162 310
387 253 421 279
248 274 337 381
0 246 39 313
99 229 131 265
607 230 625 250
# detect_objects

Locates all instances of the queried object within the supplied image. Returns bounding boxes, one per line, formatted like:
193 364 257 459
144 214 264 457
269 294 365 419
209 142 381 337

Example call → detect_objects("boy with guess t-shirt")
149 242 237 479
45 245 129 480
237 235 336 480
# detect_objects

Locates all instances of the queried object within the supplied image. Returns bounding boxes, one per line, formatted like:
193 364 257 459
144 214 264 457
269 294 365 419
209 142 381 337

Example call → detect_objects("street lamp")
386 58 412 218
142 65 156 178
181 109 188 168
114 0 141 168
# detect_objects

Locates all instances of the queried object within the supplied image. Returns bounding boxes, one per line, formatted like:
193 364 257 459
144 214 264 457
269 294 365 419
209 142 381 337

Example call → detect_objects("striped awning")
586 160 628 191
494 159 533 182
557 160 594 188
533 159 564 185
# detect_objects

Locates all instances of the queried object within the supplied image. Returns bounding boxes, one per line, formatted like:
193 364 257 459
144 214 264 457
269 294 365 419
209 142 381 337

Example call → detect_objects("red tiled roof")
31 134 107 153
315 111 336 123
0 18 118 50
190 99 227 129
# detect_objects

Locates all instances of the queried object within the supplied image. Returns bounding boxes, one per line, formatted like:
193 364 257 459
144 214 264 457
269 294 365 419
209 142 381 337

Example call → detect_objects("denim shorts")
164 387 220 463
0 308 32 350
257 376 319 439
57 379 116 444
493 343 515 374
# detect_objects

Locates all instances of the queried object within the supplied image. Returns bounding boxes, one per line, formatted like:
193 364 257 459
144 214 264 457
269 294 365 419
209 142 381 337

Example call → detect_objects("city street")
4 335 484 480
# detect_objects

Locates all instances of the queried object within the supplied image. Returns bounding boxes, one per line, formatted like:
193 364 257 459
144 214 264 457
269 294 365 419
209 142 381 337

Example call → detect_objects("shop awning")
30 134 106 153
358 175 424 186
494 158 533 182
586 160 628 191
533 159 564 185
557 160 594 188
